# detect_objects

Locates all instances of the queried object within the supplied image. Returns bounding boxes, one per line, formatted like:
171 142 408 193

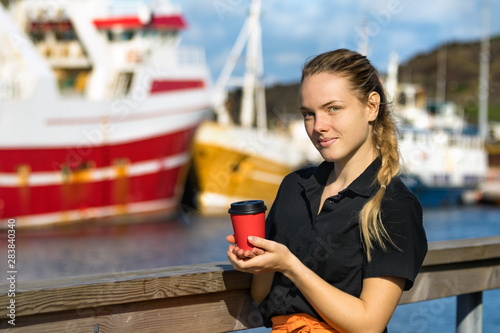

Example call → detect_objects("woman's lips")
318 137 337 148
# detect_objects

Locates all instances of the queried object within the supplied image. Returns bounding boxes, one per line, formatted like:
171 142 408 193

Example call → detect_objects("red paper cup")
228 200 267 251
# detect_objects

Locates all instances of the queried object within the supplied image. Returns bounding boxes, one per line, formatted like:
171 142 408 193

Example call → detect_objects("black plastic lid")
228 200 267 215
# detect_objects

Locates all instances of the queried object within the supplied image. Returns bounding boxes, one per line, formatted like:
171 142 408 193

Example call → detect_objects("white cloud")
177 0 500 84
394 0 476 24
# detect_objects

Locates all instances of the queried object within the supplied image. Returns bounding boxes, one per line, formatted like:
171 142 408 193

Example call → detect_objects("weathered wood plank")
0 237 499 332
400 259 500 304
2 259 499 332
0 262 251 318
424 236 500 266
0 290 261 332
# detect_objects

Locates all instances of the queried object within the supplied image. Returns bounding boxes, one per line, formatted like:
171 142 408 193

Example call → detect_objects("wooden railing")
1 236 500 332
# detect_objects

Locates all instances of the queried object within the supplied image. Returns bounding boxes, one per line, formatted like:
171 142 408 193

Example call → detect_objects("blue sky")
175 0 500 86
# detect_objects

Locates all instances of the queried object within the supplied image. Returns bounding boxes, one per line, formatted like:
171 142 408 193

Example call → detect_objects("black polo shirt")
258 158 428 327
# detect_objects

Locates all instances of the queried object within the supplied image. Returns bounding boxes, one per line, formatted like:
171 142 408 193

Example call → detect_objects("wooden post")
456 292 483 333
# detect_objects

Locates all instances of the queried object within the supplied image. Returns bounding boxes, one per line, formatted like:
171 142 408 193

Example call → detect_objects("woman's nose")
314 113 327 132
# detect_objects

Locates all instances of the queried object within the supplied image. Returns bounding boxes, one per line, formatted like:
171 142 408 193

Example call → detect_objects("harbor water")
2 205 500 332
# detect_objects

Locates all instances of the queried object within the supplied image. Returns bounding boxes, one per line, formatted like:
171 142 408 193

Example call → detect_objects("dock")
1 236 499 332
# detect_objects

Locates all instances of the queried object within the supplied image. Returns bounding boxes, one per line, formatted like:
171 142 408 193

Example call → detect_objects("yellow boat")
192 0 316 214
193 121 306 214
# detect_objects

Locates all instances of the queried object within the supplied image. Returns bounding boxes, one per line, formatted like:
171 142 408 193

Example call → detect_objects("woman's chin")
318 151 340 162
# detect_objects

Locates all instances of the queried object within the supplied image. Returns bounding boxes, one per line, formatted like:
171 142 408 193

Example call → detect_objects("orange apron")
271 313 340 333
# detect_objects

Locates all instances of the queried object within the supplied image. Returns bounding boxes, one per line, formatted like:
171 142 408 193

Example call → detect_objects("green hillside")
398 36 500 123
228 36 500 127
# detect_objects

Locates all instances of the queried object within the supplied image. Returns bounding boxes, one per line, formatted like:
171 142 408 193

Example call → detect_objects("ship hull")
401 175 470 207
0 97 210 227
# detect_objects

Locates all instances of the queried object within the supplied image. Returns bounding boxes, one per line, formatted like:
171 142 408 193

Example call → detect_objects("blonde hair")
301 49 400 261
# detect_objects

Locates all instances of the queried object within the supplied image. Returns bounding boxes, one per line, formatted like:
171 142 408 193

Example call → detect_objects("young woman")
226 49 428 333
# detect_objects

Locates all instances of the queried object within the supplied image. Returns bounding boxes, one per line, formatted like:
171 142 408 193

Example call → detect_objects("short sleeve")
363 195 428 290
264 174 287 241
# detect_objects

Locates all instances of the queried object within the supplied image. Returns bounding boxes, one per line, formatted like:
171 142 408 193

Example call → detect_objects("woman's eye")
302 111 314 119
328 106 340 113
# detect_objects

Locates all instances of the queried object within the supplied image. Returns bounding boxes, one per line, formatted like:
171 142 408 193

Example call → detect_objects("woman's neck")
329 148 378 191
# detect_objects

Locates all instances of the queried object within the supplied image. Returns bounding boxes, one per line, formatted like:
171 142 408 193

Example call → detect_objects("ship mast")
436 44 447 105
385 52 399 103
212 0 266 129
478 0 490 139
0 0 58 100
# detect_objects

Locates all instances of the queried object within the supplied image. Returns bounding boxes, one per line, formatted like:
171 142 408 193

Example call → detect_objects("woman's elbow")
251 288 267 304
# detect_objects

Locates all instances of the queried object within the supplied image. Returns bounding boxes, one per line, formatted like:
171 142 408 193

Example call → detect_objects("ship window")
141 30 178 42
160 30 178 43
464 176 479 186
55 29 77 41
30 30 45 43
432 174 450 185
120 30 135 41
141 29 158 39
105 30 136 41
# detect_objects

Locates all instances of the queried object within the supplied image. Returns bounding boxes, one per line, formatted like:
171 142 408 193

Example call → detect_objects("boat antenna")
357 17 369 57
385 51 399 104
436 43 447 105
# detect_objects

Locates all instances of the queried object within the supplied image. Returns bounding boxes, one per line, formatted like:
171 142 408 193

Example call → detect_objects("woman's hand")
226 235 296 275
226 234 265 261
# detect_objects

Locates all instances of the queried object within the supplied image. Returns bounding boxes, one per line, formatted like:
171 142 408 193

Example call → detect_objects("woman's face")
299 72 379 164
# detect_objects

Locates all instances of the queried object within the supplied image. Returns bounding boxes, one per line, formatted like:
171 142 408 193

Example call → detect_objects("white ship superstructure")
0 0 212 226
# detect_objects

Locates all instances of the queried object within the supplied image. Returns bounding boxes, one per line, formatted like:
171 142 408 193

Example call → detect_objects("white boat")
386 53 488 206
398 126 487 206
0 0 212 227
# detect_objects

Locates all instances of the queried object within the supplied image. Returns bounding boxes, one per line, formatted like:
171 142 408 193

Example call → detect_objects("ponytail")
359 101 400 260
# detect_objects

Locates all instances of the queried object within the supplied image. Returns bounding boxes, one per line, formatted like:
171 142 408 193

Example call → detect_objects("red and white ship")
0 0 212 227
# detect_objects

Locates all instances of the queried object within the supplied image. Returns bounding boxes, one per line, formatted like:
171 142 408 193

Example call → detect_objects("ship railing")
111 43 207 70
1 236 499 332
149 46 207 68
401 130 485 150
176 46 207 65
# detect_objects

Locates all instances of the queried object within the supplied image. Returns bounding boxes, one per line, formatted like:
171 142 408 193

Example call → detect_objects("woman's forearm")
283 255 403 333
251 272 274 304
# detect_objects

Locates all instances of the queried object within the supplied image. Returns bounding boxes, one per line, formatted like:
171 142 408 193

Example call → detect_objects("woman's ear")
367 91 380 122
